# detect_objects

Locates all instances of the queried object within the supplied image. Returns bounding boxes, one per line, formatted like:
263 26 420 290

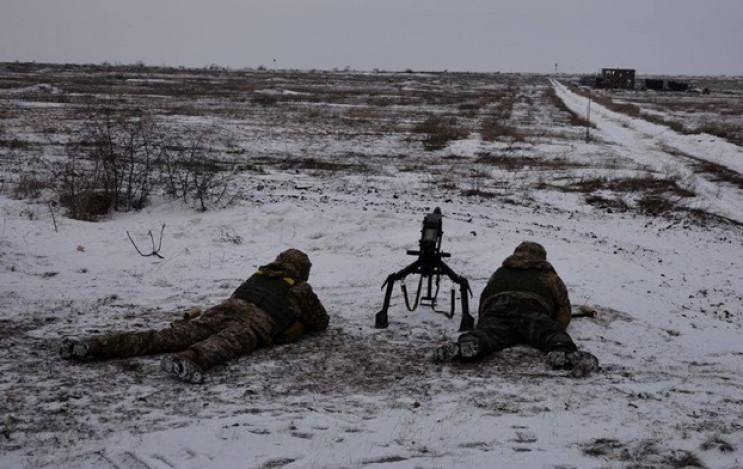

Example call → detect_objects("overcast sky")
1 0 741 75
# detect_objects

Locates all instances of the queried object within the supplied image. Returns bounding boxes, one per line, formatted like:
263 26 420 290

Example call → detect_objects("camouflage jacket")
229 249 329 345
478 242 571 329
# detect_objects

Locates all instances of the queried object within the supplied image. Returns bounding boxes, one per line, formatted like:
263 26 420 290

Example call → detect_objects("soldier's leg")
465 310 522 359
89 317 223 359
61 299 250 361
515 309 599 375
184 319 259 370
516 309 577 353
433 306 519 362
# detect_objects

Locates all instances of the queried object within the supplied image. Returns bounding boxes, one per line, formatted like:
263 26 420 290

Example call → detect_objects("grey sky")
1 0 741 75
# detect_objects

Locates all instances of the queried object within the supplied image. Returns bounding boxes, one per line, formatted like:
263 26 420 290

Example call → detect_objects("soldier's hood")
259 248 312 281
502 241 555 271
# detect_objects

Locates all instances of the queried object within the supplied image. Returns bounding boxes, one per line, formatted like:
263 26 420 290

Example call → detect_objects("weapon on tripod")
374 207 474 331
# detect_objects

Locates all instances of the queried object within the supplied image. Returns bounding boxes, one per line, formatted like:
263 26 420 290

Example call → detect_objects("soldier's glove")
277 321 305 344
183 307 202 321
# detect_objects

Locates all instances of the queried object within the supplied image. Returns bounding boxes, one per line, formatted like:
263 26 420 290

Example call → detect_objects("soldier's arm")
551 273 572 330
275 321 305 343
287 282 329 331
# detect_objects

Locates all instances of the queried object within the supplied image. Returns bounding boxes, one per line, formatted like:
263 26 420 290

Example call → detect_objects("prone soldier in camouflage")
60 248 328 383
433 241 599 377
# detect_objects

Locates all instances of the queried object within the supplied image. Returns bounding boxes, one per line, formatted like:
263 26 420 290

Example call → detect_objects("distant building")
667 80 689 92
597 68 636 90
645 78 665 91
643 78 690 92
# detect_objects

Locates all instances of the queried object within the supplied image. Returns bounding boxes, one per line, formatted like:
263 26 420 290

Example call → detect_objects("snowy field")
1 64 743 468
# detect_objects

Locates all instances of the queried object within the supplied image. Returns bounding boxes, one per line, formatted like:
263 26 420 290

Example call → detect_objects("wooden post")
585 90 592 142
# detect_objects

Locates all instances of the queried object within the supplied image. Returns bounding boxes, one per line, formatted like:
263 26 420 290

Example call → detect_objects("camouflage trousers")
93 299 268 370
461 297 576 359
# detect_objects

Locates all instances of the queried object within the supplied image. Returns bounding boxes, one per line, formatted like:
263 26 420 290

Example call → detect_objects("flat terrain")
1 64 743 468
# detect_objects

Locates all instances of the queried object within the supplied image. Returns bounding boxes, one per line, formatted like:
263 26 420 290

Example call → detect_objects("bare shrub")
412 115 469 151
695 122 742 145
480 116 522 141
458 101 481 117
49 148 107 221
53 103 163 219
700 435 735 453
280 157 368 173
59 190 115 221
580 438 706 468
346 107 379 121
252 93 278 107
636 194 677 215
643 113 686 132
49 101 234 218
584 194 629 212
568 175 695 199
11 173 48 199
461 188 498 198
612 176 695 197
159 128 235 212
474 152 582 170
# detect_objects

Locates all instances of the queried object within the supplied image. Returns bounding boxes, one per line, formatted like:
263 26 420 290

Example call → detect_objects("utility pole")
585 90 592 142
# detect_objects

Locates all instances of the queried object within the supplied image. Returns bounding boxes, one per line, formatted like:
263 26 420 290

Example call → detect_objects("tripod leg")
431 259 474 331
375 261 423 329
375 275 396 329
458 279 475 331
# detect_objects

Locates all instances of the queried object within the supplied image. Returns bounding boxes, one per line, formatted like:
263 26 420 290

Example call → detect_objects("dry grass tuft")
412 115 470 151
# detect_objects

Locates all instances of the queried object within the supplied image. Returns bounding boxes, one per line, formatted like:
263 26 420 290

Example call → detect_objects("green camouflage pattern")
463 306 577 359
460 241 576 359
88 249 328 370
479 241 572 329
258 248 312 282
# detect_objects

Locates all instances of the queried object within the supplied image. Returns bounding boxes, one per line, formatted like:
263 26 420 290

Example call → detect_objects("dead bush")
474 152 581 171
461 188 498 198
281 157 368 173
584 194 629 212
11 173 49 199
159 129 235 212
480 116 522 141
693 160 743 189
412 115 469 151
643 113 686 133
58 105 160 218
700 435 735 453
252 93 278 107
695 122 742 146
637 194 677 215
346 107 379 120
59 190 115 221
49 101 234 218
612 176 695 197
569 175 694 198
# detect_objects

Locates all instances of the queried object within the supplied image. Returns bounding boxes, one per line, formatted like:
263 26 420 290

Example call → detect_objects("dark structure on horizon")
597 68 636 89
644 78 689 92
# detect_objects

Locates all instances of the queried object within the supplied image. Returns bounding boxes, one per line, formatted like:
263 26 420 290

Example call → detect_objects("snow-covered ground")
1 67 742 468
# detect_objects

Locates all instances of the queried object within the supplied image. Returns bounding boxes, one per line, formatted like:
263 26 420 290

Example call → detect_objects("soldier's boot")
433 343 460 362
433 334 480 362
59 338 101 360
547 349 599 377
546 349 570 368
160 352 205 384
567 351 599 378
458 334 480 359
